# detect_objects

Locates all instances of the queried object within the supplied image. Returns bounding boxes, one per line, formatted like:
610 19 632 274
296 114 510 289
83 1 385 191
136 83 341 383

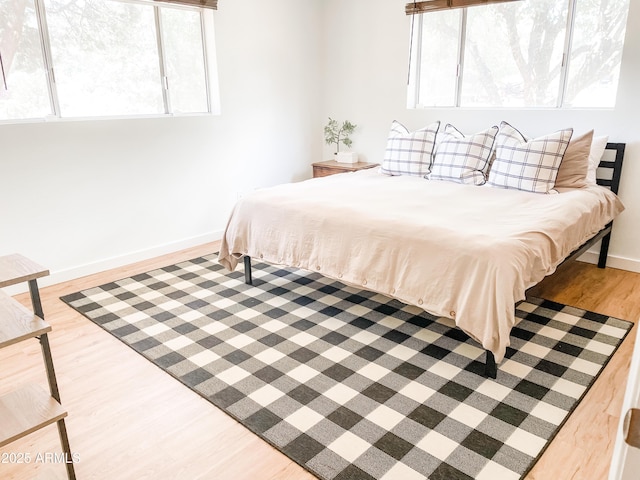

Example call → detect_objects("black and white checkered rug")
61 255 632 480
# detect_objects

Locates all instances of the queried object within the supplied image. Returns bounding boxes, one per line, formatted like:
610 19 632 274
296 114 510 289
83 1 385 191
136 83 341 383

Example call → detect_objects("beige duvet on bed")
218 169 624 363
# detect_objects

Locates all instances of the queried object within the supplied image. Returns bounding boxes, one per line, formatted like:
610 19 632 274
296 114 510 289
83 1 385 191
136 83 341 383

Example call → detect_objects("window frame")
0 0 219 124
407 0 628 110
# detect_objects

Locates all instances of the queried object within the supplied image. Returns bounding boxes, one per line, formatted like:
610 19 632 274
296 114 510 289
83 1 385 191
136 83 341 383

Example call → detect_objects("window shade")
406 0 519 15
153 0 217 9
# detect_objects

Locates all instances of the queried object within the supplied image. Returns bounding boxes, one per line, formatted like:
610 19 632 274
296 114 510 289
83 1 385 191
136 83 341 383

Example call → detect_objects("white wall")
322 0 640 272
0 0 324 288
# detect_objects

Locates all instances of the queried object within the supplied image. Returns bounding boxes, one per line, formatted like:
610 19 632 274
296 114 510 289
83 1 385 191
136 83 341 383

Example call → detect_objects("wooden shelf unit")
0 254 75 479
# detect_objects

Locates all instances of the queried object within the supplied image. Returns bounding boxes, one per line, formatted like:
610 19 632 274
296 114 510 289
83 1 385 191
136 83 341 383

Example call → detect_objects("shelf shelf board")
0 290 51 349
0 254 50 289
0 383 67 448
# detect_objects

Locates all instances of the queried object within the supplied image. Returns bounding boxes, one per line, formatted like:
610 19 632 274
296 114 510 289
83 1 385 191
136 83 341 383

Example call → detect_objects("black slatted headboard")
597 143 625 194
559 142 625 269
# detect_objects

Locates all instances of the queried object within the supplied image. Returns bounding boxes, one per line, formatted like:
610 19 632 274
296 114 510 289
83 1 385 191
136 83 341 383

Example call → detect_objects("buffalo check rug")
61 255 632 480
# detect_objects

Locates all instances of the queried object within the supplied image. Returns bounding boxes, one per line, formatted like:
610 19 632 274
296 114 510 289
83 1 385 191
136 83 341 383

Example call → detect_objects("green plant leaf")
324 117 356 152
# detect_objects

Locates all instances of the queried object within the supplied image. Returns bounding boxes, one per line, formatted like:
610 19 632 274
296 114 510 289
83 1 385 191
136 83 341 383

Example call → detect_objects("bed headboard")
598 143 625 194
560 142 625 269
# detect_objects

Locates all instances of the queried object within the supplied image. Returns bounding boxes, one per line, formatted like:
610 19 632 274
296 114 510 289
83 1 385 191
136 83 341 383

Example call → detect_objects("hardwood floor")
0 242 638 480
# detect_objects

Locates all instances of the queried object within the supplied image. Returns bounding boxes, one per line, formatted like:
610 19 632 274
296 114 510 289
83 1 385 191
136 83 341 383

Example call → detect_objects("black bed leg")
598 232 611 268
485 350 497 379
244 256 253 285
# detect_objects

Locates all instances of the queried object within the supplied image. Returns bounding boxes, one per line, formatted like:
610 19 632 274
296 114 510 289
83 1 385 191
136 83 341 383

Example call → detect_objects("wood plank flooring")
0 242 637 479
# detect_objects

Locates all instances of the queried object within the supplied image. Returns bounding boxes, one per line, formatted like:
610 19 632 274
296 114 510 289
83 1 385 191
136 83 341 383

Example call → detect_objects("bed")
218 142 625 378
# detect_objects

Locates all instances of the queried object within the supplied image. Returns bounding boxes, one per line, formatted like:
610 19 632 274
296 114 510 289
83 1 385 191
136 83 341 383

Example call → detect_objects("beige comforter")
218 169 624 362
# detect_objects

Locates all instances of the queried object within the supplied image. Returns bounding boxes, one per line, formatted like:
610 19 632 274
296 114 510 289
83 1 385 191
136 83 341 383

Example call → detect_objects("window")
0 0 217 122
160 7 209 114
0 0 51 119
408 0 630 109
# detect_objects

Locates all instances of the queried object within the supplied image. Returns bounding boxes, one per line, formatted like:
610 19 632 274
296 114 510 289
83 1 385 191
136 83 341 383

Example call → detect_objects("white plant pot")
336 152 359 164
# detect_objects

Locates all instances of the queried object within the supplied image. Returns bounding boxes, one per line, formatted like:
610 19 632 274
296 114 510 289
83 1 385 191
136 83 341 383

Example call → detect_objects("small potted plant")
324 117 358 163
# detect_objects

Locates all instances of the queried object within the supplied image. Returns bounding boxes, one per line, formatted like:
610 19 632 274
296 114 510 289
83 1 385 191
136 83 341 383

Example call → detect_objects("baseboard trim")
579 251 640 273
5 231 223 296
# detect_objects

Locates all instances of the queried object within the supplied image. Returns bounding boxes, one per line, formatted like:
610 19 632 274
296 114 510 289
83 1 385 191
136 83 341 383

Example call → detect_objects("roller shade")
153 0 217 9
406 0 520 15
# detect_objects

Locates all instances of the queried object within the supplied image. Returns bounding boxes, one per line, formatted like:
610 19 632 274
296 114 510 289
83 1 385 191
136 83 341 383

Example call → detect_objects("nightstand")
312 160 379 178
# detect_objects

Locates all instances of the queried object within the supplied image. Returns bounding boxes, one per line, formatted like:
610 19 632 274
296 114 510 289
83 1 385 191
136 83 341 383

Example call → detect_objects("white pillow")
586 135 609 185
380 120 440 177
487 121 573 194
430 124 498 185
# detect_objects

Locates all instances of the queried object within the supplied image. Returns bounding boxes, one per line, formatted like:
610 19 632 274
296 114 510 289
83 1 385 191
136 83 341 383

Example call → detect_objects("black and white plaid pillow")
380 120 440 177
487 121 573 193
430 124 498 185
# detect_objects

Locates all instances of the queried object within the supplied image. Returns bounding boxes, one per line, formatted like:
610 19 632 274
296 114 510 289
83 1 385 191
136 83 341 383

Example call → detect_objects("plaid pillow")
430 124 498 185
380 120 440 177
487 121 573 193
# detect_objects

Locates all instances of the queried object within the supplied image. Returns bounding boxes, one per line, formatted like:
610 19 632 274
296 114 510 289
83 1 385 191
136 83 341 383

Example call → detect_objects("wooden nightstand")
312 160 379 178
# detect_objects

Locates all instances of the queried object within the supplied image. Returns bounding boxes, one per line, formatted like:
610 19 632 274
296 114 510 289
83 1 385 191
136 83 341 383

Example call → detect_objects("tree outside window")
409 0 630 109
